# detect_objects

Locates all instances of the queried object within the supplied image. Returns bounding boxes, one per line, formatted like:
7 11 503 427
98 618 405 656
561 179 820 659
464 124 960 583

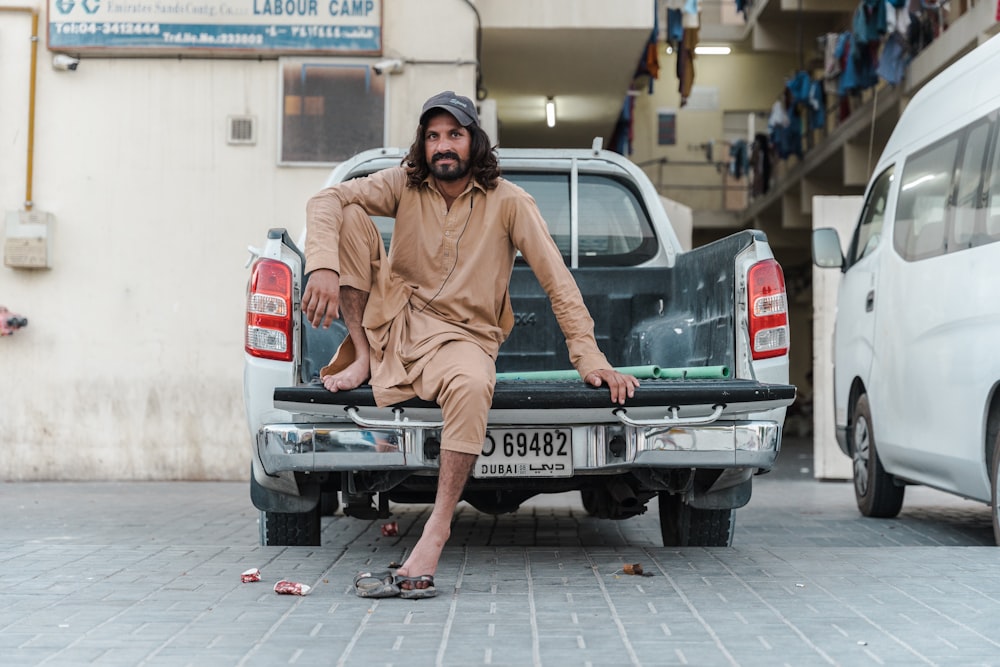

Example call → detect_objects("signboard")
47 0 381 55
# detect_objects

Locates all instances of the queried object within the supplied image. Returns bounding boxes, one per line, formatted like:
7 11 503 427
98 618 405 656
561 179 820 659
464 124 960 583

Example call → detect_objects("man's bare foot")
321 357 370 392
396 515 451 590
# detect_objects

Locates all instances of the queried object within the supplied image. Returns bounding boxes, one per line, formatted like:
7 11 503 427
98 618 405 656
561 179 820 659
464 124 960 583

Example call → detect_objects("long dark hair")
403 113 500 190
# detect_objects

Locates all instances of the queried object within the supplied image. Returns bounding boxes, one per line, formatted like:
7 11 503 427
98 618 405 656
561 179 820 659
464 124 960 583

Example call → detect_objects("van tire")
259 507 321 546
851 394 904 518
658 493 735 546
990 434 1000 546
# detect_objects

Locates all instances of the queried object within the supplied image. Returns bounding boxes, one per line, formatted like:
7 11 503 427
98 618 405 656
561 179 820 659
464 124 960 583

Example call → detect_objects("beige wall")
0 0 475 480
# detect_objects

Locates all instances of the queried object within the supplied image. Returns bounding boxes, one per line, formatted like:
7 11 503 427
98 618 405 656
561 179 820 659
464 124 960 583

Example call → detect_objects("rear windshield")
365 170 658 267
510 172 657 266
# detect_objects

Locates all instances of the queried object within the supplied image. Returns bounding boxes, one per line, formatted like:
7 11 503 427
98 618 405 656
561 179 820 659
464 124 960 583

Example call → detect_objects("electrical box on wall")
4 210 54 269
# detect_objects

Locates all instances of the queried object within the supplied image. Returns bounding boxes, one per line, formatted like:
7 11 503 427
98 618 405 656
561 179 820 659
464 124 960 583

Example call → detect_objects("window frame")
277 57 388 167
845 165 894 270
349 165 660 268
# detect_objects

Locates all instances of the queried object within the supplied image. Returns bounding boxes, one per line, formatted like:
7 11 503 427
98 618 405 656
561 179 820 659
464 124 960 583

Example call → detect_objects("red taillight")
747 259 789 360
246 259 293 362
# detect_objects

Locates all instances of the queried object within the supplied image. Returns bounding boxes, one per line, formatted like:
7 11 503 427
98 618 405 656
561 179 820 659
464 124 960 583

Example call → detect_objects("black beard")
430 153 471 182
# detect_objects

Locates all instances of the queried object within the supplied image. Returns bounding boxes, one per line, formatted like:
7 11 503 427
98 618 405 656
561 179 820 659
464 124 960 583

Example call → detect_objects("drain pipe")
1 6 40 211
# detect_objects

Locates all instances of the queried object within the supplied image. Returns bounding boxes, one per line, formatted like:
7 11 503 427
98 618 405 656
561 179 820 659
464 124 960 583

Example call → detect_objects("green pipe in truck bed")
495 365 730 381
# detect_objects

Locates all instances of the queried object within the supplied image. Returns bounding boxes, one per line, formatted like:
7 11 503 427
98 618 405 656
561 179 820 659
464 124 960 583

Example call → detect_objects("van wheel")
991 434 1000 546
852 394 904 518
658 493 735 546
259 507 321 546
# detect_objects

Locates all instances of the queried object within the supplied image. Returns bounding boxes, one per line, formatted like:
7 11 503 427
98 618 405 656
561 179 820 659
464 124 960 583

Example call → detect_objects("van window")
894 134 959 261
981 124 1000 247
951 120 992 250
847 166 893 268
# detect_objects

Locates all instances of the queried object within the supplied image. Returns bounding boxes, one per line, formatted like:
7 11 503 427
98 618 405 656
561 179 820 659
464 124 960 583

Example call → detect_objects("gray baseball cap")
420 91 479 127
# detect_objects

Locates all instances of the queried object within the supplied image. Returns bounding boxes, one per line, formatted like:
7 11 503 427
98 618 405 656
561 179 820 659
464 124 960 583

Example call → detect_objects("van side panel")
853 35 1000 503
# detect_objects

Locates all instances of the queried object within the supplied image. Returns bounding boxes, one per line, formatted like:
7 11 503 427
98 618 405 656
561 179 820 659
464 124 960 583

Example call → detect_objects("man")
302 91 639 599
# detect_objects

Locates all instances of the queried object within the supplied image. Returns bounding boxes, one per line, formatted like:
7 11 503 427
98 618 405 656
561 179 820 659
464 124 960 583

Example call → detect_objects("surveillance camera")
372 58 404 75
52 54 80 71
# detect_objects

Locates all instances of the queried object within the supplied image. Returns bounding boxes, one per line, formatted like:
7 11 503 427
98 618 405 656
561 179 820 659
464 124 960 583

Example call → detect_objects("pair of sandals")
354 570 437 600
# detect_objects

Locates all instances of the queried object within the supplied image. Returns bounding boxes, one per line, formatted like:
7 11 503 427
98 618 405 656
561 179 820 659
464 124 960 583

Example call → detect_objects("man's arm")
508 195 639 404
301 167 405 328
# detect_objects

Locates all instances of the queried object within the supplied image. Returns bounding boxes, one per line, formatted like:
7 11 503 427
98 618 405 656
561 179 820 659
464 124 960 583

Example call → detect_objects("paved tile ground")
2 439 998 666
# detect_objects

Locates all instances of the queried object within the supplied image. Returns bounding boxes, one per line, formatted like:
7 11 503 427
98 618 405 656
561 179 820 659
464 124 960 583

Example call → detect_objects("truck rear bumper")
256 421 782 475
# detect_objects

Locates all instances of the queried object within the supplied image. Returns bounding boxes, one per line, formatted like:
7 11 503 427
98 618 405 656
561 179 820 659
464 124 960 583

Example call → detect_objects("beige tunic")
305 166 610 401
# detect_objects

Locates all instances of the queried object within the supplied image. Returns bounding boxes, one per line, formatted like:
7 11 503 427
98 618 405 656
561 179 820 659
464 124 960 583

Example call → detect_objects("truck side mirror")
812 228 844 269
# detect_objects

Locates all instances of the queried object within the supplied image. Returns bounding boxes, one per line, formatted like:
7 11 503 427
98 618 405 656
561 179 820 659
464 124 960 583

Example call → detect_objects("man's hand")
302 269 341 328
585 369 640 405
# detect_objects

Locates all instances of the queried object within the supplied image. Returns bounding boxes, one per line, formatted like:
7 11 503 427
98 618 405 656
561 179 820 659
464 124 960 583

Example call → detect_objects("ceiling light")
694 45 731 55
545 97 556 128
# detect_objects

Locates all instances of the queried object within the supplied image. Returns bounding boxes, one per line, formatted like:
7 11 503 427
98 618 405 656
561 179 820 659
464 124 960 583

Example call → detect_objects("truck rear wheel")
259 507 321 546
658 493 735 546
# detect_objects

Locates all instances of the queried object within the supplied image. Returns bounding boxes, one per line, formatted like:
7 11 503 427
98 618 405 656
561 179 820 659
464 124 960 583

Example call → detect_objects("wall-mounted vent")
227 115 257 145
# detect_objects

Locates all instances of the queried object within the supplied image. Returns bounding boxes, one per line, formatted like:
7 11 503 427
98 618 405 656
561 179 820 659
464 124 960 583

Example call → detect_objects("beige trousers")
334 204 495 456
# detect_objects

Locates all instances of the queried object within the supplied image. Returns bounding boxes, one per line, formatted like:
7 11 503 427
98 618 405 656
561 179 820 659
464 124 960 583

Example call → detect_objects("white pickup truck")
243 145 796 547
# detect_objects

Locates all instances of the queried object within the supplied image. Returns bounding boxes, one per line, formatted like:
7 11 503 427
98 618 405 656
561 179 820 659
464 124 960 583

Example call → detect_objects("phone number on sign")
54 23 161 36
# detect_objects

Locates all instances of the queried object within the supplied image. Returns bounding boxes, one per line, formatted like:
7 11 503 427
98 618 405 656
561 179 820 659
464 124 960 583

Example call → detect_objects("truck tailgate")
274 378 796 425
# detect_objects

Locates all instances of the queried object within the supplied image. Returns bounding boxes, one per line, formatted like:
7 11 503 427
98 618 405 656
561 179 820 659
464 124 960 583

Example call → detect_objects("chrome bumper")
256 421 782 475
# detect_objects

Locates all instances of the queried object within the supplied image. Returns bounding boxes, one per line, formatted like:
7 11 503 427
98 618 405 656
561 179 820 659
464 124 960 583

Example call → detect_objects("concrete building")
1 0 996 480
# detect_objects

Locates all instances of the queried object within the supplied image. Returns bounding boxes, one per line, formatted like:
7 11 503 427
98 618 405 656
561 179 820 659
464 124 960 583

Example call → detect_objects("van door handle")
865 290 875 312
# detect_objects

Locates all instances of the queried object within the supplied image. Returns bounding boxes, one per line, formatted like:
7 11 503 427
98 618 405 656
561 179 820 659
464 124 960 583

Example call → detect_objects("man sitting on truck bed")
301 90 639 599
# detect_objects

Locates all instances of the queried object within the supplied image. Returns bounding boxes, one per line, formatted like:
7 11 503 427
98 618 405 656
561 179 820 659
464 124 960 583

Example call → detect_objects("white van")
812 33 1000 543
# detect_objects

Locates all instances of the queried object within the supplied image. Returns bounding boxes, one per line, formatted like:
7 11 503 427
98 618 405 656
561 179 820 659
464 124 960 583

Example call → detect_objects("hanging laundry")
682 0 700 29
633 5 660 94
877 30 909 85
822 32 842 97
787 70 812 107
886 0 911 36
751 133 773 197
666 8 684 45
854 0 887 44
729 139 749 179
808 78 827 130
610 93 636 156
678 27 698 105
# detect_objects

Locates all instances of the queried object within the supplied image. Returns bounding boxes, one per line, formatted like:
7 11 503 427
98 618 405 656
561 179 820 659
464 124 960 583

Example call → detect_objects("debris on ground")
381 521 399 536
241 568 261 583
273 580 311 596
623 563 643 575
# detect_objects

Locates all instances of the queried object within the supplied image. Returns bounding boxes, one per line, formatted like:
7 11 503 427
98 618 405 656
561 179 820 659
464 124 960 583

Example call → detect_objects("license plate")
474 428 573 478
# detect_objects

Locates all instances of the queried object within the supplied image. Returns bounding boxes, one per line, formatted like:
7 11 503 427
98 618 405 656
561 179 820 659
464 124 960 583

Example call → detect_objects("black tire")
851 393 904 518
580 489 600 517
259 507 321 546
658 492 735 546
991 433 1000 546
320 491 340 517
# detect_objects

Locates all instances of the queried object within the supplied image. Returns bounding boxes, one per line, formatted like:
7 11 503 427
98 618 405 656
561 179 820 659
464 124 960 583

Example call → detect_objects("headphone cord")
413 191 475 314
